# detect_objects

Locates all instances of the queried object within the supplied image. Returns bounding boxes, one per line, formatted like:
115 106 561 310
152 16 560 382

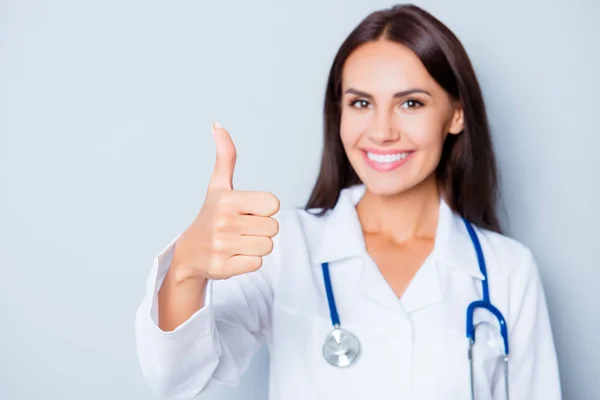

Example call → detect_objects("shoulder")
474 225 543 298
274 206 328 226
272 206 330 248
260 206 332 287
270 203 357 268
477 227 535 265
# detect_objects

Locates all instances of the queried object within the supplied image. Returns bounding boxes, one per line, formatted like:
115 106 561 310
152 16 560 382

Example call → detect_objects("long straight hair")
305 4 502 233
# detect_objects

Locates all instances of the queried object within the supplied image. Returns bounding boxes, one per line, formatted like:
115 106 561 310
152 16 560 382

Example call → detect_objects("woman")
135 4 561 399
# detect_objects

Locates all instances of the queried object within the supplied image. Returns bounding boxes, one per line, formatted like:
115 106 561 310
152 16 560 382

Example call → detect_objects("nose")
368 109 400 144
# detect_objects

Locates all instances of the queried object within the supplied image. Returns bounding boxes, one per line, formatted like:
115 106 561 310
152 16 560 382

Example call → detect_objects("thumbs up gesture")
170 122 281 281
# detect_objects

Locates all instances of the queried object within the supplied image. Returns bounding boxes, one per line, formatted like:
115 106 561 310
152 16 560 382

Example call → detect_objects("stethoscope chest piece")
322 326 361 367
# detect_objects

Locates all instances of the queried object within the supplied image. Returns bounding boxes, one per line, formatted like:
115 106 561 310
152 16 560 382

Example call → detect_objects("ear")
448 105 464 135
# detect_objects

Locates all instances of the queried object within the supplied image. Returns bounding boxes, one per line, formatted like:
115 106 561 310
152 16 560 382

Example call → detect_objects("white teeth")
367 152 409 164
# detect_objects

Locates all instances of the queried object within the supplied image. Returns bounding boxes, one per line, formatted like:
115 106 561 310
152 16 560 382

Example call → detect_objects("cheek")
401 114 446 151
340 111 365 149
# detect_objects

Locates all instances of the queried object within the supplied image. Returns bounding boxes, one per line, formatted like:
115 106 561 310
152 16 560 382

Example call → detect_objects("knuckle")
213 215 231 231
215 193 234 209
211 236 228 253
207 254 224 273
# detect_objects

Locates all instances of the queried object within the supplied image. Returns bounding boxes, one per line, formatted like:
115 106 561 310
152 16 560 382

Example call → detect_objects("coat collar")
311 184 485 281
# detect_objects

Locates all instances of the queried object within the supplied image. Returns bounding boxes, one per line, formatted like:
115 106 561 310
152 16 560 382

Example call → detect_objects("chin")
362 180 413 197
359 168 438 198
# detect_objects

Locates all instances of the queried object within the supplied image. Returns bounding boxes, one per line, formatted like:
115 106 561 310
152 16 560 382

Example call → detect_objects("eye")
400 99 424 110
350 99 371 109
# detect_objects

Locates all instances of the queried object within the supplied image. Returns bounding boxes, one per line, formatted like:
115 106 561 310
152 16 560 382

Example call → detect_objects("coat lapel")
310 184 485 318
401 199 486 315
311 185 405 316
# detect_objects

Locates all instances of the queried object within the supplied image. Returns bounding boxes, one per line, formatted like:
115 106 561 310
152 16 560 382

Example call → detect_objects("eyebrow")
344 87 432 98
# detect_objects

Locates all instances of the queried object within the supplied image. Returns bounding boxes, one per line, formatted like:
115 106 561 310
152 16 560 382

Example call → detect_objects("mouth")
361 149 414 172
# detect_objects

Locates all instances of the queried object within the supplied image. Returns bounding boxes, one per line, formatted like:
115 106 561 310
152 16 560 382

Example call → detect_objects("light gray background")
1 0 598 399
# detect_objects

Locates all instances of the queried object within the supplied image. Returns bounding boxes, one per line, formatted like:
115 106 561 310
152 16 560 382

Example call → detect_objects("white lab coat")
135 184 562 400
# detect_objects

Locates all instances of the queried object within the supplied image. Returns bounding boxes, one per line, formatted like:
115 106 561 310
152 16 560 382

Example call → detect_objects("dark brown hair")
304 3 502 233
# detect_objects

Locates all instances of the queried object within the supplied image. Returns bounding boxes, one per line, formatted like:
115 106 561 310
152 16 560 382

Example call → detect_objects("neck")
356 174 440 243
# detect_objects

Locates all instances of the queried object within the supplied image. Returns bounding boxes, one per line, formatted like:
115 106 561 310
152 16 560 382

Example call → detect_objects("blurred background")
1 0 598 398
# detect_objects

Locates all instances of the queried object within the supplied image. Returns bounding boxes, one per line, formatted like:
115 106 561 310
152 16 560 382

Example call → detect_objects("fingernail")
212 121 221 135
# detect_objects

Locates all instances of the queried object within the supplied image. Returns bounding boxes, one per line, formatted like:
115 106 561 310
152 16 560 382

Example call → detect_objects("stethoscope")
320 217 510 398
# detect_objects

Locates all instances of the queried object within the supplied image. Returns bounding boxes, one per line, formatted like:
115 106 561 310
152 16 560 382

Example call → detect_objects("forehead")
342 39 434 92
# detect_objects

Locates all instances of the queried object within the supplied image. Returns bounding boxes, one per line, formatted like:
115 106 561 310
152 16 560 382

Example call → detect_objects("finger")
233 236 274 257
209 121 236 191
226 191 280 217
236 215 279 237
226 255 263 275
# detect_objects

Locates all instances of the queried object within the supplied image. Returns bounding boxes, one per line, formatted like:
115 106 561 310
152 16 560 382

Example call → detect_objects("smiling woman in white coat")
135 4 561 400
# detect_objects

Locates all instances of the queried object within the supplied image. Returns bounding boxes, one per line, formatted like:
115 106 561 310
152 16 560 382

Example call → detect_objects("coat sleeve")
134 215 284 399
507 248 562 399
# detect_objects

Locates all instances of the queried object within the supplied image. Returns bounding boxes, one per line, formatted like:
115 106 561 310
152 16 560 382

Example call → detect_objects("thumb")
209 121 237 190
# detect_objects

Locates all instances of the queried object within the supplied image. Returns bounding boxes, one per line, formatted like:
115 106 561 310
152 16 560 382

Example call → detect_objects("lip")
362 147 414 155
361 149 414 172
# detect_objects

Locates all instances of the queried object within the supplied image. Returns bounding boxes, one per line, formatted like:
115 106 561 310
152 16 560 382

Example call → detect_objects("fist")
171 122 280 280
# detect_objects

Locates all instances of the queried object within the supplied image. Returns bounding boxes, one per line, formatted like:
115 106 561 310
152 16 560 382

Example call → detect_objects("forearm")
157 264 208 332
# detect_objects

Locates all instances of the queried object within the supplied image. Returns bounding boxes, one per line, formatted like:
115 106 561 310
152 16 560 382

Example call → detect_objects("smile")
362 149 414 172
366 151 410 163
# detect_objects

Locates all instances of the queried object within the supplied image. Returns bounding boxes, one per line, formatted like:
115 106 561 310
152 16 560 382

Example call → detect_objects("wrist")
168 262 209 287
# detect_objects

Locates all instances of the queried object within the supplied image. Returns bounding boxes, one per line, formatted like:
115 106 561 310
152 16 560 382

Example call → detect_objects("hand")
170 122 280 281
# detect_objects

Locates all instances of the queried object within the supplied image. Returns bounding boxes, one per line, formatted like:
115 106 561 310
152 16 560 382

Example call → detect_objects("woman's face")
340 39 464 197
